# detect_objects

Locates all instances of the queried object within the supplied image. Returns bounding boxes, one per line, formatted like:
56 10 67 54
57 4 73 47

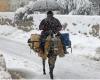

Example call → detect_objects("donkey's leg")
42 59 46 75
48 54 57 79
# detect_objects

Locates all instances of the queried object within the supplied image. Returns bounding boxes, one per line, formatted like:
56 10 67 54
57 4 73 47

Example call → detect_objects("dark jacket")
39 17 62 33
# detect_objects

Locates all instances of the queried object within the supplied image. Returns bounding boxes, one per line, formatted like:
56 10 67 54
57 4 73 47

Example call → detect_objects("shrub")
0 17 34 32
91 24 100 37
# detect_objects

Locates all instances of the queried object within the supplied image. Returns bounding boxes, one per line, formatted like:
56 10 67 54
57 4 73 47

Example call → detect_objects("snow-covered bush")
14 1 35 21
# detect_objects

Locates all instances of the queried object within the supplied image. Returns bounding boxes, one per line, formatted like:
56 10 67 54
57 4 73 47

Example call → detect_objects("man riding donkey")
39 11 68 55
28 11 71 79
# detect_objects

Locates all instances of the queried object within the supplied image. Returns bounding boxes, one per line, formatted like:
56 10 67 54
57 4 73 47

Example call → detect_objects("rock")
0 71 12 79
96 47 100 54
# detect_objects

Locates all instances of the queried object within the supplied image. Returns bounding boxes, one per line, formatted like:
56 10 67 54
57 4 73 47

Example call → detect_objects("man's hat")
47 11 53 15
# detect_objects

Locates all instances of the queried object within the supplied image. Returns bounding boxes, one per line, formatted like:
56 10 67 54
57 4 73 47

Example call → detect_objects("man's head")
47 11 53 18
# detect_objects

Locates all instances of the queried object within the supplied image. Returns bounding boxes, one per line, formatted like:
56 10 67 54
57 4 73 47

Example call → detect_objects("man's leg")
40 35 45 52
40 31 49 53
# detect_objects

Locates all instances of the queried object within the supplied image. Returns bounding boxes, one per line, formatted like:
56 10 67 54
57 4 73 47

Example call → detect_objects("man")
39 11 67 54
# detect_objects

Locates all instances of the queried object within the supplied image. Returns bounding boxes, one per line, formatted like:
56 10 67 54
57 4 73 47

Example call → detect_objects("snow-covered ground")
0 12 14 20
0 12 100 79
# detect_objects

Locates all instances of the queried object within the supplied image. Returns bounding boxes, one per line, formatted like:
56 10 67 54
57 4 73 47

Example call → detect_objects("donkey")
28 33 65 79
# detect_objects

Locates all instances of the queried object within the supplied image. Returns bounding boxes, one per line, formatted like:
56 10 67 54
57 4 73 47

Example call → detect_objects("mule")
28 33 65 79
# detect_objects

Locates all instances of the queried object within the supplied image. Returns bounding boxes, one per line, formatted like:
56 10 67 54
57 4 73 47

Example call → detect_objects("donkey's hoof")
49 72 54 79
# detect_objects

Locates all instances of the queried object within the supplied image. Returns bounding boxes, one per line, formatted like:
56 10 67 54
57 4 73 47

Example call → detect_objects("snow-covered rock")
0 50 12 79
0 52 6 71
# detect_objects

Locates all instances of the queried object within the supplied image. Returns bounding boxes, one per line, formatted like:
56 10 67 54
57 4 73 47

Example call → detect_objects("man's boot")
63 46 69 54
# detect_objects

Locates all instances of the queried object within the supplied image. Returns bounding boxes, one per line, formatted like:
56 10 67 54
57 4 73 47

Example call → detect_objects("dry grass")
0 17 14 26
0 17 34 32
15 20 33 32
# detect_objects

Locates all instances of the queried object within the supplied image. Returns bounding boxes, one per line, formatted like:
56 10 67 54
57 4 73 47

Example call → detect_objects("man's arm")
39 19 45 30
57 19 62 31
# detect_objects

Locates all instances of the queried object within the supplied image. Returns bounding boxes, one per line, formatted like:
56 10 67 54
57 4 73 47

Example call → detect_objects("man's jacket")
39 17 62 33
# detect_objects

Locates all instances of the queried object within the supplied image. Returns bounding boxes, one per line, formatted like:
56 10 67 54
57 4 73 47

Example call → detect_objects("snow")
15 7 27 15
0 12 100 79
15 1 35 17
1 38 100 79
0 12 14 20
